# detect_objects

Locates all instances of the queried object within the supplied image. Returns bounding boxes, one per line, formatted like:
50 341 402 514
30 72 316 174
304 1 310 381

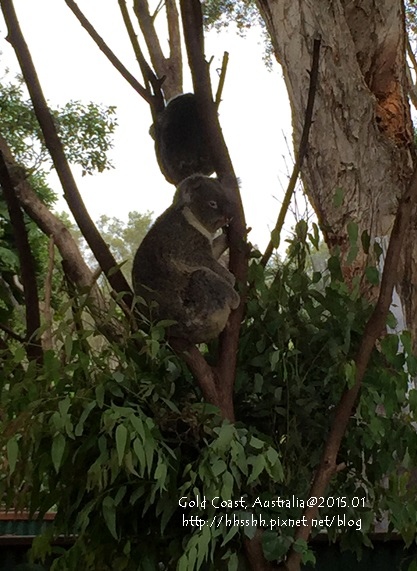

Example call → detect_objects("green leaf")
130 415 145 440
6 436 18 475
262 530 292 560
114 485 127 506
115 424 128 466
408 389 417 414
271 227 280 249
346 245 359 265
215 423 235 452
221 522 239 545
102 496 118 539
344 360 356 388
112 371 125 384
221 471 234 499
361 230 370 254
333 187 344 207
96 384 105 408
365 266 380 285
211 459 227 477
154 461 167 490
308 223 320 249
51 433 66 473
327 256 343 280
347 221 358 245
247 455 265 484
75 400 96 437
249 436 265 450
133 436 145 465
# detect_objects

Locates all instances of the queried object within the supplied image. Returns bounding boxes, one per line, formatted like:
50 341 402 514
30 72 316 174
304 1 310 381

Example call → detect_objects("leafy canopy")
2 222 417 570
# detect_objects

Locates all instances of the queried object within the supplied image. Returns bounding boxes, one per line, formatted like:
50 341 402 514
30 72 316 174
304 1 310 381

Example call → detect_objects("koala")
132 175 240 344
151 93 215 185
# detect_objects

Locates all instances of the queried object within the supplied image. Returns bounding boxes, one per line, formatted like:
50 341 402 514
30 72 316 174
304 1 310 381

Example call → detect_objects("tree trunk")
256 0 417 343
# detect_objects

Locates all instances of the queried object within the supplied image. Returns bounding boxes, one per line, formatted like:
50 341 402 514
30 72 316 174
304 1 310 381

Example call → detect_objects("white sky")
0 0 294 251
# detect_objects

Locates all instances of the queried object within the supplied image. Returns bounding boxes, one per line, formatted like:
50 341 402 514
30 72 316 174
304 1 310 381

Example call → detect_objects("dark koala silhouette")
151 93 215 185
132 175 239 343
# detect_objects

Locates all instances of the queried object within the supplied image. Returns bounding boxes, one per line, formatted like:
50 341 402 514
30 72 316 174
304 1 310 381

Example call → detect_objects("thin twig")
283 164 417 571
64 0 152 104
215 51 229 108
261 38 321 267
0 151 43 363
43 236 55 351
1 0 133 308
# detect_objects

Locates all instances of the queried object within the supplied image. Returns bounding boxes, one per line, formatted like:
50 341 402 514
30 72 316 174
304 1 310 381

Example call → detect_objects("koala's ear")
174 175 204 206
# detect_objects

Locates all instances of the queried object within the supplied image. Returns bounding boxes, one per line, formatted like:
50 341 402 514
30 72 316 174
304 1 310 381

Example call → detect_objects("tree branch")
166 0 183 92
42 236 54 351
282 164 417 571
261 38 321 267
134 0 182 100
180 0 249 422
1 0 133 308
215 51 229 108
64 0 152 104
117 0 165 117
0 152 43 363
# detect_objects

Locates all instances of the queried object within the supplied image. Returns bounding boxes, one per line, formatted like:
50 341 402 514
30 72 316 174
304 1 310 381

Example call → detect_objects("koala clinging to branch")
151 93 215 185
132 175 240 344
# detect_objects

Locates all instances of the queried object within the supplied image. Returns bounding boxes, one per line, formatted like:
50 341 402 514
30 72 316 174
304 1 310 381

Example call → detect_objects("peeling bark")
257 0 417 342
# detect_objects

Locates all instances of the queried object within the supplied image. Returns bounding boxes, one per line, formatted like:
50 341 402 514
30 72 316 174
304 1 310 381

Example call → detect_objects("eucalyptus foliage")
2 222 417 570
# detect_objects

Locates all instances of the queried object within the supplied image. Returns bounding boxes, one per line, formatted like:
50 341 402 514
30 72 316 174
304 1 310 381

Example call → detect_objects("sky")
0 0 295 252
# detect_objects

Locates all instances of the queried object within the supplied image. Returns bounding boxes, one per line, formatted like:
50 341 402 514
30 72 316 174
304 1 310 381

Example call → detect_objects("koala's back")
154 94 214 185
132 206 211 302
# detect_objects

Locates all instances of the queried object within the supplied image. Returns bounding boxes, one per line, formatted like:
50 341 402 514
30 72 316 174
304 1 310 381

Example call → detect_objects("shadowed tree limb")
180 0 249 422
0 151 43 363
1 0 133 309
262 38 321 268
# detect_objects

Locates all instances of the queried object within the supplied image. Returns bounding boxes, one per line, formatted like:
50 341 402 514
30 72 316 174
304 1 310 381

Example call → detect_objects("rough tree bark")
256 0 417 342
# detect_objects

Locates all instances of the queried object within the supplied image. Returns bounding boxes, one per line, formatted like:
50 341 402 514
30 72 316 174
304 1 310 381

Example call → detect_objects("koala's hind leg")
184 268 239 310
178 268 239 342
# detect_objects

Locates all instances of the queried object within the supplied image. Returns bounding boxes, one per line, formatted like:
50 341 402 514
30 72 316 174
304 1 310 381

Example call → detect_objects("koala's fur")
132 175 240 343
151 93 215 185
